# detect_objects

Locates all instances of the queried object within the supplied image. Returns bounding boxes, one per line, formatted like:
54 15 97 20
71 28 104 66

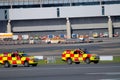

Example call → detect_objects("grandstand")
0 0 120 38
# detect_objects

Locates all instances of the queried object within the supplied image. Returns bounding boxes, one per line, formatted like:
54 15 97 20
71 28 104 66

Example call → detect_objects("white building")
0 0 120 38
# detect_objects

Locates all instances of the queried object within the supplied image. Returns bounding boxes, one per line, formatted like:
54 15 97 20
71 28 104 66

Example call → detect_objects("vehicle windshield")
21 54 30 57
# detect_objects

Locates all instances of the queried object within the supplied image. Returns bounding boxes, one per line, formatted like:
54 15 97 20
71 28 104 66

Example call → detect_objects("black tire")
93 61 99 64
24 61 29 67
12 65 17 67
67 58 72 65
75 62 80 64
4 61 10 68
32 64 37 67
85 58 91 64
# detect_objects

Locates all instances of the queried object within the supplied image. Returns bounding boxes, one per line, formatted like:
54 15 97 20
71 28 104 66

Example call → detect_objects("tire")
75 62 80 64
12 65 17 67
67 58 72 65
85 58 91 64
93 61 99 64
32 64 37 67
4 61 10 68
24 61 29 67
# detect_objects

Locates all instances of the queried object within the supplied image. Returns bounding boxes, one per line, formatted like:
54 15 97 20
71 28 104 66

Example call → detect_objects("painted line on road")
100 78 120 80
87 72 120 75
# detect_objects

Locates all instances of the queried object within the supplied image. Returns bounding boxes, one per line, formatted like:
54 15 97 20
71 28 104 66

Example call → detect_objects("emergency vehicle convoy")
0 52 38 68
62 49 99 64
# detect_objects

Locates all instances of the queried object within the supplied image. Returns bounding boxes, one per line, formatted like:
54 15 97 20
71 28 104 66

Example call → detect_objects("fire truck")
62 49 99 64
0 52 38 68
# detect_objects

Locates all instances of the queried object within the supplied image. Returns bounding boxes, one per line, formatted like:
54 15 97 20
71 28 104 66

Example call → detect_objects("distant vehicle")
92 32 99 38
0 33 13 41
0 52 38 68
79 35 84 41
61 49 99 64
114 32 119 37
103 32 109 37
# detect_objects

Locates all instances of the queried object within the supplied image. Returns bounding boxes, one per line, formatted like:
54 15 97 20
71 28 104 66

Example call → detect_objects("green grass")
114 56 120 63
38 56 120 65
0 56 119 67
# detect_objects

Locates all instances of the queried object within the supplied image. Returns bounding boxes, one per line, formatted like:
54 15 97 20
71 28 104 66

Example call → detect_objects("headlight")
92 54 99 59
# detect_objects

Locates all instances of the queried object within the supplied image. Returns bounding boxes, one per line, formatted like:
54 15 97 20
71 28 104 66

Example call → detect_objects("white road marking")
100 78 120 80
87 72 120 75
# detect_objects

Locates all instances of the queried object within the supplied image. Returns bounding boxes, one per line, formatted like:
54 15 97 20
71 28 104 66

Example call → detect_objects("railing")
0 0 119 5
0 0 120 9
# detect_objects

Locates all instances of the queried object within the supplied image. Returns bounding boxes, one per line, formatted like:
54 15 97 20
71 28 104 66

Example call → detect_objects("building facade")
0 0 120 38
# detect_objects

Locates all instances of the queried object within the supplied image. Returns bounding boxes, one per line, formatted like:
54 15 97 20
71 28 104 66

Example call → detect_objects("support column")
108 16 113 38
66 17 72 39
7 20 12 33
10 0 13 9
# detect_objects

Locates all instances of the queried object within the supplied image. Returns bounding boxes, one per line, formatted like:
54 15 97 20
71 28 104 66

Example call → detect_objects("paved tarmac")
0 38 120 80
0 63 120 80
0 38 120 56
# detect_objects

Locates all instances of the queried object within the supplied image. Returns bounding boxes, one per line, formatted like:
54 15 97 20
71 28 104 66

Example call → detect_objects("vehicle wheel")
93 61 99 64
67 58 72 65
32 64 37 67
24 61 29 67
85 58 91 64
12 65 17 67
75 62 80 64
4 61 10 68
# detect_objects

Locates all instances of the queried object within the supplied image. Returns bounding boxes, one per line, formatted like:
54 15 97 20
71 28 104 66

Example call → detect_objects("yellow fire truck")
62 49 99 64
0 52 38 68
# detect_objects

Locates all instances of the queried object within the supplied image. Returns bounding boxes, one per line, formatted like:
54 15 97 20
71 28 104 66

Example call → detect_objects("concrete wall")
12 19 66 32
0 9 8 20
12 17 109 32
70 17 108 29
8 4 120 20
9 5 102 20
105 4 120 16
0 21 7 32
11 16 120 32
0 10 5 20
59 6 102 18
9 8 57 20
0 4 120 33
114 22 120 28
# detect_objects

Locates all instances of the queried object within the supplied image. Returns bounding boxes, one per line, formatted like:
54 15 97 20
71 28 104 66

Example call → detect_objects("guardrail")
35 55 114 64
100 56 113 61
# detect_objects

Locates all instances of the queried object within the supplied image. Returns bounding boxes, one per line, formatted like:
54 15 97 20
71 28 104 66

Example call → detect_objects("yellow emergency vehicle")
62 49 99 64
0 52 38 68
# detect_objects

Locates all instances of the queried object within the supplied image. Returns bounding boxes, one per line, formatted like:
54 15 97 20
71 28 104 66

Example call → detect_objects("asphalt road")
0 63 120 80
0 38 120 56
0 38 120 80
